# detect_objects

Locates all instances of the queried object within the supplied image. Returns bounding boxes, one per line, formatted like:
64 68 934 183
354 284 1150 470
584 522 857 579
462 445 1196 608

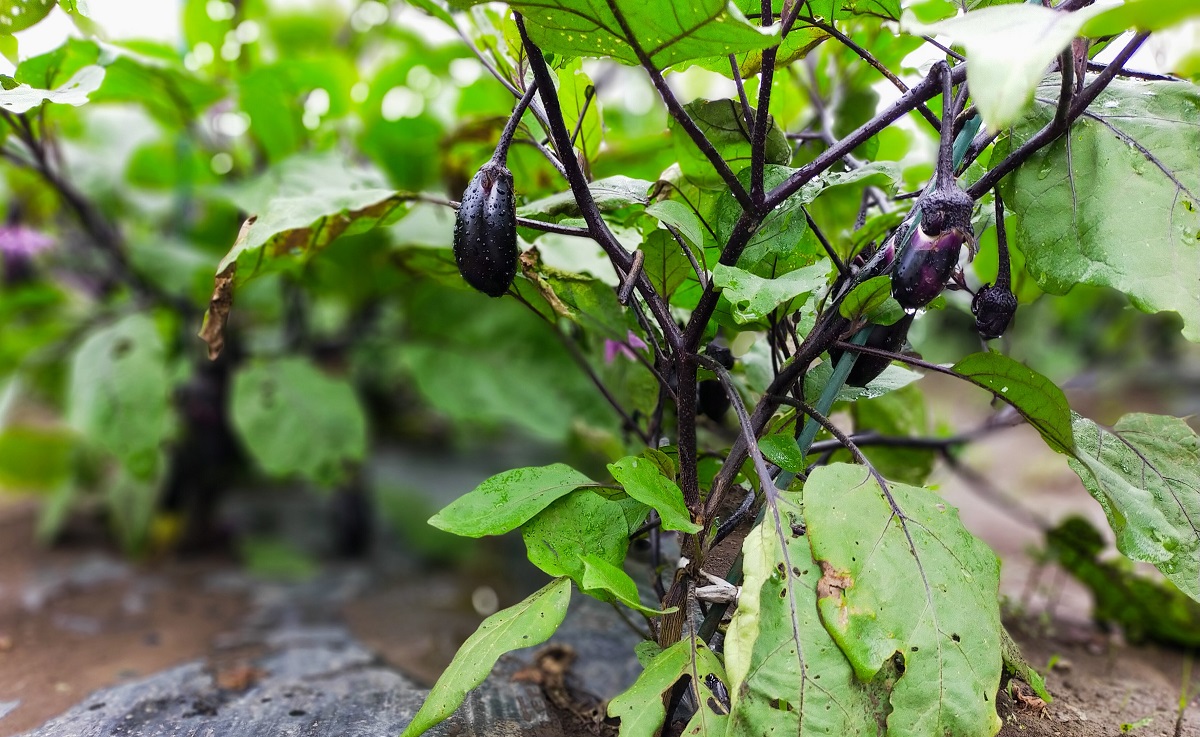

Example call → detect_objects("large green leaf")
608 637 727 737
805 463 1004 737
428 464 595 538
723 490 883 734
901 2 1115 131
608 455 700 533
1068 413 1200 601
67 314 173 480
952 352 1073 454
521 489 641 583
452 0 779 69
400 577 571 737
711 261 828 324
230 357 367 486
1001 78 1200 342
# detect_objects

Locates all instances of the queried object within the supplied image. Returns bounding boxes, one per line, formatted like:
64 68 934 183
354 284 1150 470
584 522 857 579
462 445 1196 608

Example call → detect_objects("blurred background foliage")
0 0 1195 566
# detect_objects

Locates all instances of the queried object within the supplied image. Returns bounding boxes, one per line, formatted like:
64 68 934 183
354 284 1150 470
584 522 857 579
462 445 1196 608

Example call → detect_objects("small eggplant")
972 283 1017 339
828 313 915 387
453 160 518 297
891 222 968 311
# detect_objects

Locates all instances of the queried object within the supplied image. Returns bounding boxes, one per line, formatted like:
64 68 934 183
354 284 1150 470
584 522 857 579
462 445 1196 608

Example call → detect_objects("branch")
802 15 942 133
696 353 776 504
516 15 685 360
750 0 778 204
729 55 755 130
603 7 755 213
966 33 1148 199
494 81 539 164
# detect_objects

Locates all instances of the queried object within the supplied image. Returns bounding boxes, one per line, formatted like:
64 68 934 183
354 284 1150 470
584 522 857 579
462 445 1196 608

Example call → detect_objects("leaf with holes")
609 637 728 737
400 577 571 737
999 78 1200 342
1068 413 1200 601
723 490 885 734
805 463 1004 737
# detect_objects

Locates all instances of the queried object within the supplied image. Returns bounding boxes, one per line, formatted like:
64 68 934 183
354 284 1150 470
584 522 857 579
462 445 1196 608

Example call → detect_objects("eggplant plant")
200 1 1198 735
0 0 1197 735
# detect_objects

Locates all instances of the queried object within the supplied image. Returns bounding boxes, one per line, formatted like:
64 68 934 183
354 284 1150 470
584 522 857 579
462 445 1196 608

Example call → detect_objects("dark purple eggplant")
828 313 915 387
453 160 517 297
972 283 1017 339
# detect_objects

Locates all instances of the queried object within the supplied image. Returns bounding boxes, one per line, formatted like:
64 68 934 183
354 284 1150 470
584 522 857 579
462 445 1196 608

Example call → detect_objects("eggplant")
971 283 1017 339
890 222 968 311
828 313 915 387
453 161 518 297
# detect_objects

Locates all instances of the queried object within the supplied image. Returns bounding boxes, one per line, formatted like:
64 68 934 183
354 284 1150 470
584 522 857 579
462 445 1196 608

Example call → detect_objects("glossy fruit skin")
453 161 517 297
891 225 967 310
828 313 915 387
971 283 1017 339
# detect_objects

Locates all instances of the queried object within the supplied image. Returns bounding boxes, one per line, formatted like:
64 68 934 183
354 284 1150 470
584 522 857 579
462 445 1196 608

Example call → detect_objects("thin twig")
618 249 645 305
729 55 755 130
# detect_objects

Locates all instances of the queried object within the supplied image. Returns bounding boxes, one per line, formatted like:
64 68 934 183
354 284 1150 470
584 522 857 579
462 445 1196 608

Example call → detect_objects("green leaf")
230 357 367 486
674 100 791 190
645 199 704 248
1067 413 1200 600
901 2 1116 131
456 0 779 68
640 229 693 300
580 554 674 615
518 175 652 218
400 577 571 737
0 0 54 33
0 63 103 114
521 489 641 582
723 491 882 734
1082 0 1200 36
406 0 455 26
609 637 727 737
712 262 828 325
558 58 603 165
0 34 17 66
952 352 1073 454
107 464 161 555
429 464 595 538
1001 626 1051 702
608 455 700 533
806 463 1004 737
1001 78 1200 342
758 433 805 474
838 274 904 325
67 314 173 479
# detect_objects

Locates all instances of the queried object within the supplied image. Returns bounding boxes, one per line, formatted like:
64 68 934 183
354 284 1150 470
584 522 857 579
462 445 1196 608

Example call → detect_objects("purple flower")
604 330 648 364
0 225 54 257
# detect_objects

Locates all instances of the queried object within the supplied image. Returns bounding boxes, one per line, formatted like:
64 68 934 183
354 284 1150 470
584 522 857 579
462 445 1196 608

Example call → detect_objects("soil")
0 500 248 736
